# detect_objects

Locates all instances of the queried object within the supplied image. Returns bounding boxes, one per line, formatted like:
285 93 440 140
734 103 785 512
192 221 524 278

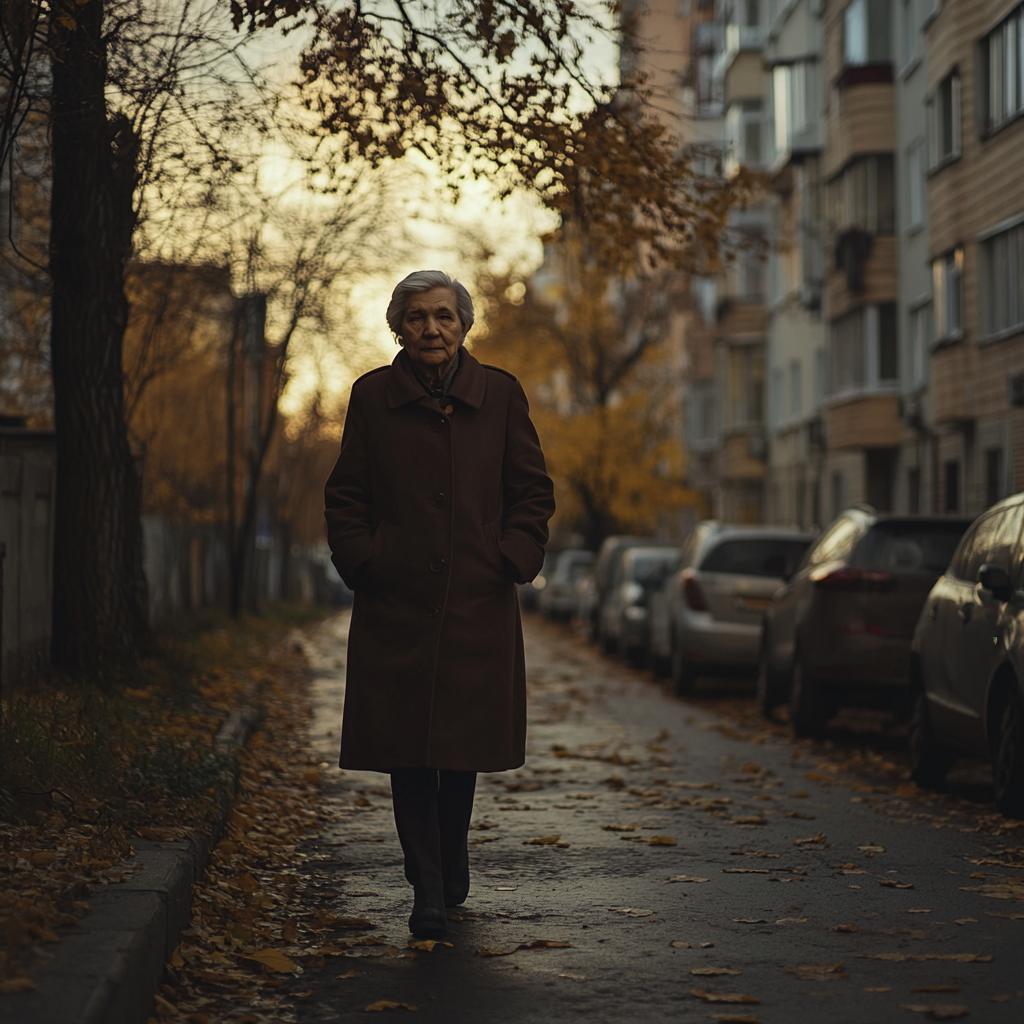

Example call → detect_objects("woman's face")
400 287 463 380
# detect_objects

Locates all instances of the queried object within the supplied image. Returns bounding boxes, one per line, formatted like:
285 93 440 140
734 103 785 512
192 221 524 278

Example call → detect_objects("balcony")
825 393 901 450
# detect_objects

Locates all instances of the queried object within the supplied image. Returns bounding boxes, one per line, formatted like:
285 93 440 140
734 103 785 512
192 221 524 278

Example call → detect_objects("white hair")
386 270 475 340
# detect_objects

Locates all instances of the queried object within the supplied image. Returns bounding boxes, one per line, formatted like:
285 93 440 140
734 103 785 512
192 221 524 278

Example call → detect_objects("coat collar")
386 347 487 410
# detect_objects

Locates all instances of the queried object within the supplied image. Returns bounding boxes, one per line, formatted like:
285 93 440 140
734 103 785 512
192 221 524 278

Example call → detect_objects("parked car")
579 535 645 643
539 549 594 621
651 523 813 695
909 494 1024 817
519 552 556 611
600 545 680 666
758 507 972 738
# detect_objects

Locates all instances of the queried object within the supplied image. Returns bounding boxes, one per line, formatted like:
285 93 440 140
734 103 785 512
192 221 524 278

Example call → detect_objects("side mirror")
979 563 1014 602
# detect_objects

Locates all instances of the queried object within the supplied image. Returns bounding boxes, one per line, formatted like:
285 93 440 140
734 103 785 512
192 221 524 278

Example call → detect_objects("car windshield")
858 521 971 574
700 538 810 578
630 553 677 588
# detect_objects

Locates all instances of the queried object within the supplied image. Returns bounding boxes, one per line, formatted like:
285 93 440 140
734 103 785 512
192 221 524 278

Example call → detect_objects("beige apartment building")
924 0 1024 515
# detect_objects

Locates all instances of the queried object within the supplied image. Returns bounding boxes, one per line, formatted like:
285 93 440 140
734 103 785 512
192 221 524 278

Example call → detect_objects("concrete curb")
8 707 261 1024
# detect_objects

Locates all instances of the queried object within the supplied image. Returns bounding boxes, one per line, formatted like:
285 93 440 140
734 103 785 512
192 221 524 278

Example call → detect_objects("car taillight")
681 570 708 611
811 566 895 592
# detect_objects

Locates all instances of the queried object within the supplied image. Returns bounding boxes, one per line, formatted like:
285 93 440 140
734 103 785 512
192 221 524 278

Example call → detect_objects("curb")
8 707 261 1024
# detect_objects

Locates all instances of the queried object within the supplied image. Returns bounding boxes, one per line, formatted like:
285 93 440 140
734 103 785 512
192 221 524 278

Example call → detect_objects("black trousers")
390 768 477 907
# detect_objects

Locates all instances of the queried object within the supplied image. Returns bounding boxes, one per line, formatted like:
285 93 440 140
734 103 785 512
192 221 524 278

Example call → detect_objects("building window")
789 359 802 421
908 302 930 387
944 459 960 513
908 466 921 514
772 61 817 158
907 139 925 230
770 366 785 429
689 379 717 445
726 100 764 173
986 448 1005 507
828 303 898 394
929 69 961 166
844 0 892 66
932 247 963 341
979 221 1024 339
727 346 765 429
827 155 895 235
983 4 1024 134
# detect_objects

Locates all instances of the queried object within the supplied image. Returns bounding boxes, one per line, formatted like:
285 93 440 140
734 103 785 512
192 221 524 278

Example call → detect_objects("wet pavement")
286 611 1024 1023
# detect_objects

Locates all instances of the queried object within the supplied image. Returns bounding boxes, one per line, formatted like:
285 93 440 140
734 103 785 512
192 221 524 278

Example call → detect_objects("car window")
953 505 1024 583
806 516 861 567
630 553 677 588
857 520 974 574
699 538 811 578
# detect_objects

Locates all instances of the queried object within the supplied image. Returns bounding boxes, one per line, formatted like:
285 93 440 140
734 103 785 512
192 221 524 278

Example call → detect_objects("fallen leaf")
335 917 375 929
518 940 572 949
863 987 892 992
907 909 932 914
408 939 453 952
476 947 517 957
775 917 808 925
902 1005 932 1013
667 875 710 883
786 812 816 820
911 986 961 993
364 1001 418 1012
831 924 859 933
731 817 767 826
670 940 715 949
692 967 742 976
608 907 655 916
648 836 677 846
794 834 826 845
494 886 517 891
523 836 562 845
557 972 585 980
691 989 760 1004
859 844 886 853
0 978 37 994
601 824 636 832
239 948 299 973
723 868 771 874
730 850 780 859
985 911 1024 920
954 919 977 925
337 971 358 978
878 880 915 889
784 962 846 980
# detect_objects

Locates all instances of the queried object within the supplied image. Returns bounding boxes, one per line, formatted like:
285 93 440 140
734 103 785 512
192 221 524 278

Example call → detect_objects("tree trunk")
49 0 149 673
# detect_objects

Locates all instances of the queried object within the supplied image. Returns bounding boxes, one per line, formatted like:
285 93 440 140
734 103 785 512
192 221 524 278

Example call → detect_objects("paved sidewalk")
285 611 1023 1023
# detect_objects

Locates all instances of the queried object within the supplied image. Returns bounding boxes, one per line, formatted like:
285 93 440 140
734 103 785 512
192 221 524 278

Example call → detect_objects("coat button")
428 606 441 617
431 416 447 432
431 492 448 508
430 558 446 573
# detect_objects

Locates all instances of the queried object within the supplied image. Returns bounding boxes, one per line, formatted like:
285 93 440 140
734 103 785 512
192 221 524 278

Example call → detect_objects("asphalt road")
283 610 1024 1023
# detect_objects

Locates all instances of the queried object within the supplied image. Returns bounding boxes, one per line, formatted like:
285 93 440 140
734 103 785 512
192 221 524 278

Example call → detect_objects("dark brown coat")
324 348 555 772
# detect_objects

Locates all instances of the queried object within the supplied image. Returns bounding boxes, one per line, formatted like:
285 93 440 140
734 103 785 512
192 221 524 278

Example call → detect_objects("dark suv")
758 506 972 738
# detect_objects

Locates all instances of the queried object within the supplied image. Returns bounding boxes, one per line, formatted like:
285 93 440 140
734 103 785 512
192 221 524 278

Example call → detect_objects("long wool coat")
324 348 555 772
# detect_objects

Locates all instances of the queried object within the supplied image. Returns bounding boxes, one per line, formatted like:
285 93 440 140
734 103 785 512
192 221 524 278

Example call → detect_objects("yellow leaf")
239 948 299 973
337 971 358 978
648 836 677 845
523 835 562 845
691 989 761 1004
794 834 826 845
170 947 184 967
364 1001 418 1012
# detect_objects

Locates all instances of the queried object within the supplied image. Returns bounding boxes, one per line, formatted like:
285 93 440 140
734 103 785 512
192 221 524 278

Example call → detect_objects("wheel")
908 687 954 788
670 638 697 696
992 686 1024 819
789 655 828 739
756 626 785 719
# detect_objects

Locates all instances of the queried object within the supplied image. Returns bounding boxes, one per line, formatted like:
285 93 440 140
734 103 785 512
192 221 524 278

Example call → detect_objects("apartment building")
925 0 1024 516
764 0 827 528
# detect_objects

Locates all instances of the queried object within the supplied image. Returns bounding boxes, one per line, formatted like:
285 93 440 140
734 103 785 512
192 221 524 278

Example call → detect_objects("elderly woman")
324 270 555 939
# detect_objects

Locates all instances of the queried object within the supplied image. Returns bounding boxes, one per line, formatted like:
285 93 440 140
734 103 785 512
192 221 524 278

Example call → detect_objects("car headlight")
622 581 644 605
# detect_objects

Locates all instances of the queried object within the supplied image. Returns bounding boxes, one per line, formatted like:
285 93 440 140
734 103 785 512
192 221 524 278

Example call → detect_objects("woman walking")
324 270 555 938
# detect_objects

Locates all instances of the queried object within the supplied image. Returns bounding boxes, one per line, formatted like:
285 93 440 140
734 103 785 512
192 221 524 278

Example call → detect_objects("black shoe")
443 879 469 907
409 901 448 939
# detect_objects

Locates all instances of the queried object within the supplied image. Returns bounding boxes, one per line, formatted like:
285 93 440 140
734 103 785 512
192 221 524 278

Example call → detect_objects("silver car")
649 522 813 695
910 493 1024 817
539 549 594 621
